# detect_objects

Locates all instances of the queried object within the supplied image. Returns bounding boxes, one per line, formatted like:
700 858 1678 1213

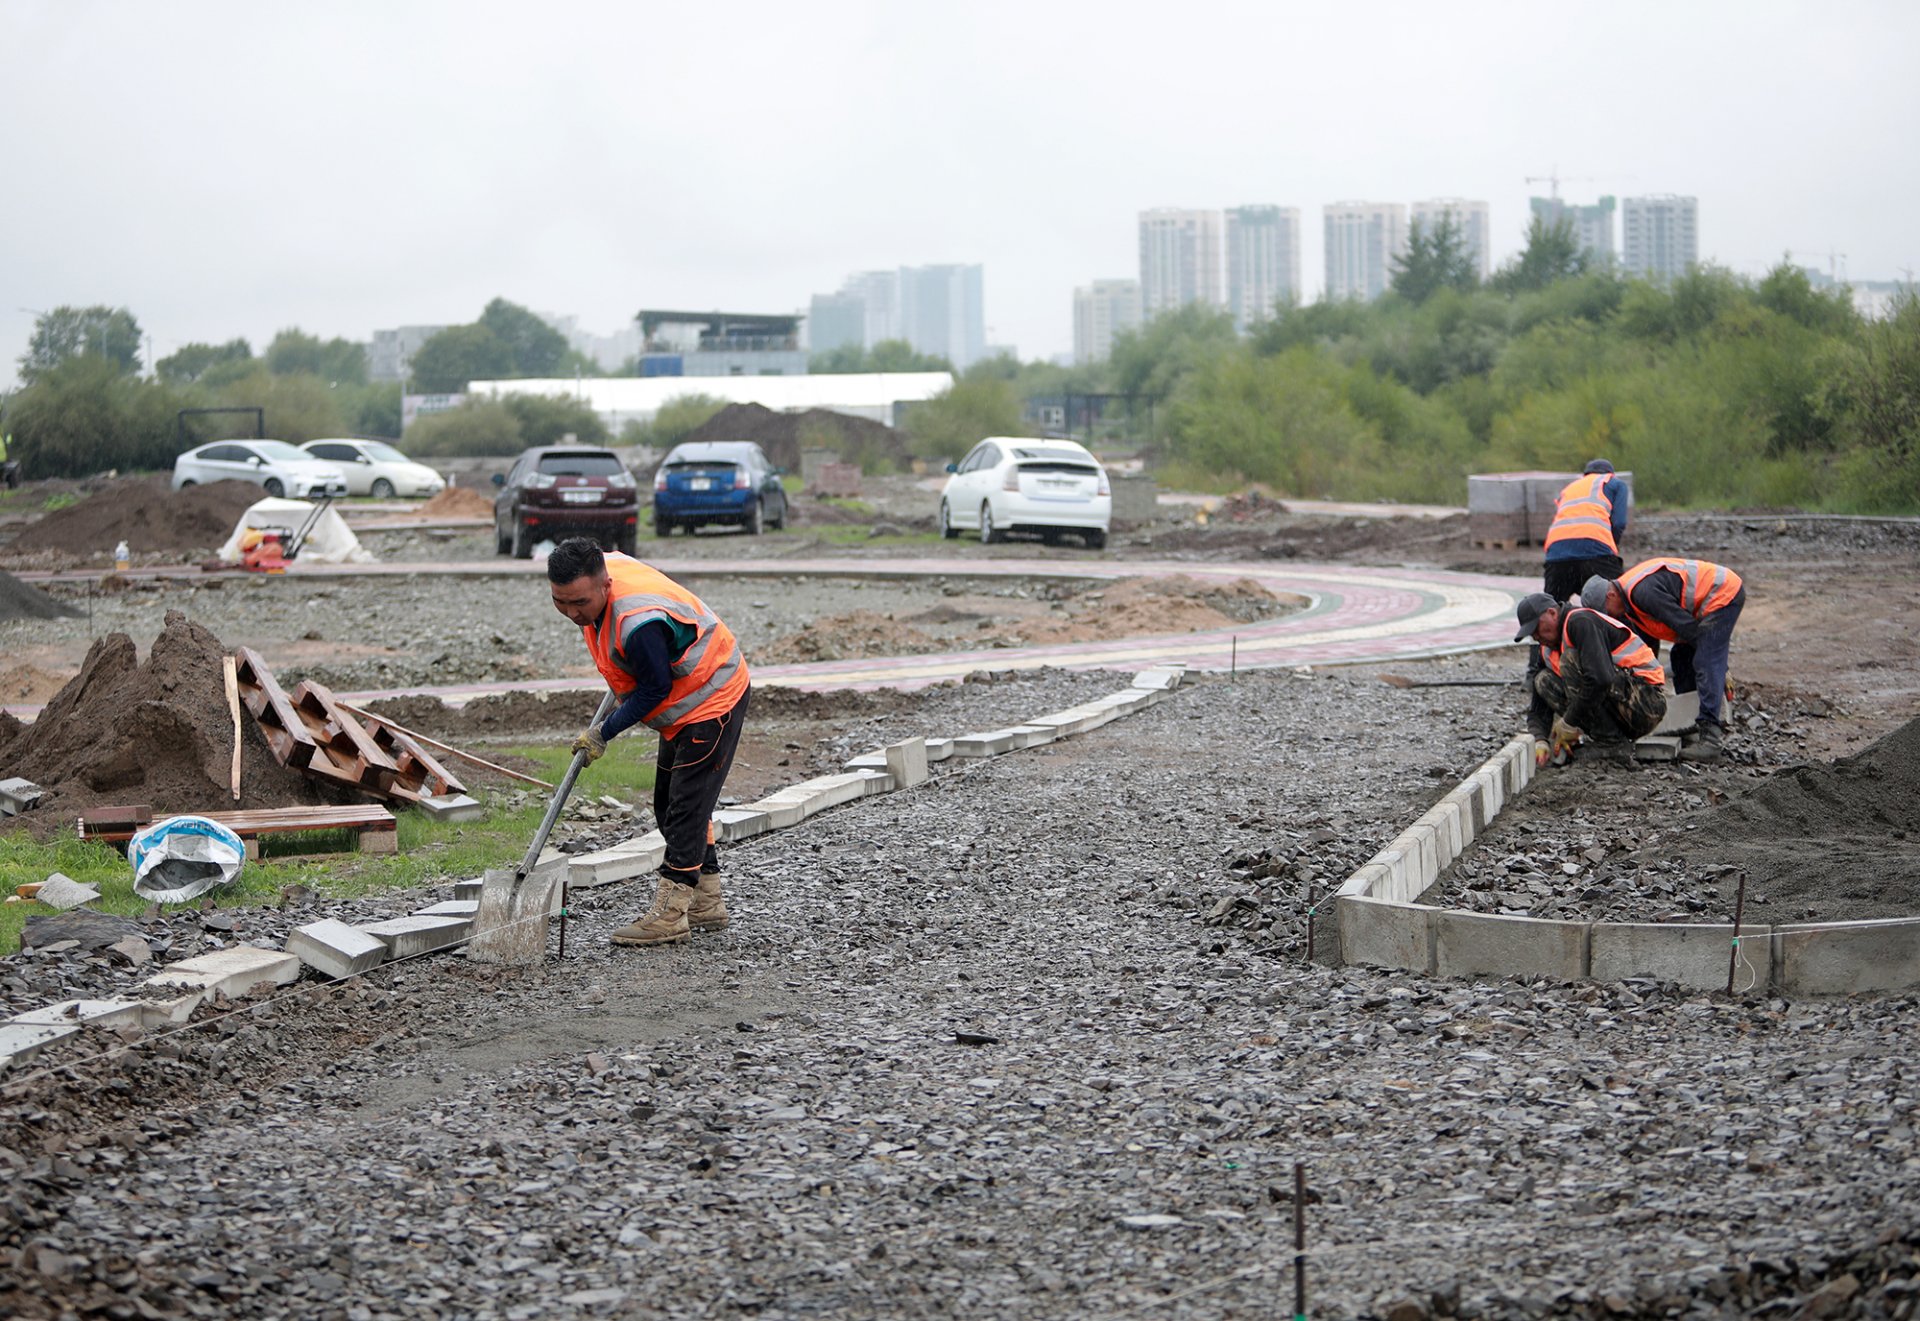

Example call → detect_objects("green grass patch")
805 522 942 547
0 738 657 955
40 492 80 513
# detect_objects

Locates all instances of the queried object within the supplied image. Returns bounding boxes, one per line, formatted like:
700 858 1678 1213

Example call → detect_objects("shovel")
468 691 616 966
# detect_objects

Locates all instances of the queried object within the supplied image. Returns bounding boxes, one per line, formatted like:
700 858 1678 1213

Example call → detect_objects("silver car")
301 438 446 499
171 440 348 499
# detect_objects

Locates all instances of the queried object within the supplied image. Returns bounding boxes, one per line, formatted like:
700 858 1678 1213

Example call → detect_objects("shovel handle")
518 691 618 878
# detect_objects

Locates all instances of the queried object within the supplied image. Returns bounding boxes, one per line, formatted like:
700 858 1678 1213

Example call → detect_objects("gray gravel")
4 669 1917 1319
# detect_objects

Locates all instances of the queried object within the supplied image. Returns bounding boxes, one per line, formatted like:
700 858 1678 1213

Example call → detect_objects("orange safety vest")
1543 473 1618 555
583 554 749 739
1544 607 1665 688
1615 558 1744 643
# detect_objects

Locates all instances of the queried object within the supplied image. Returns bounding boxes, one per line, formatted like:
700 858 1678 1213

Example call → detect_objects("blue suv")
652 441 789 536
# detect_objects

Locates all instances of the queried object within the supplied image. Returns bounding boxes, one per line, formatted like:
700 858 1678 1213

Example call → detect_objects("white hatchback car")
939 437 1111 548
171 440 348 499
301 438 446 499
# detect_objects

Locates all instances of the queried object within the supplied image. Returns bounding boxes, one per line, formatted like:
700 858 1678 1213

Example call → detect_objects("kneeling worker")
1582 557 1744 762
1515 592 1667 767
546 537 751 947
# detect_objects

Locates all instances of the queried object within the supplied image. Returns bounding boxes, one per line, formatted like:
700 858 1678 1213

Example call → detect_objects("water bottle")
114 540 130 571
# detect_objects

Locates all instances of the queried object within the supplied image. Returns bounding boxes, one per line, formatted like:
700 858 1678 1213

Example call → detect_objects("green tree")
500 392 610 448
617 394 727 450
1110 305 1240 401
205 366 346 443
157 338 253 385
4 357 182 477
901 377 1027 461
19 305 143 383
1390 214 1479 305
478 298 570 377
339 382 403 438
264 329 368 385
1757 262 1861 336
409 324 513 393
808 339 954 374
401 400 526 457
1491 217 1589 294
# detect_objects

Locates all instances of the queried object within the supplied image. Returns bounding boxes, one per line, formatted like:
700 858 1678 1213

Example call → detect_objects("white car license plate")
562 489 599 504
688 477 712 491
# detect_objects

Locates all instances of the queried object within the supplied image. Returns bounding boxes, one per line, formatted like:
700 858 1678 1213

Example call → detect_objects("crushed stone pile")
415 485 493 518
0 609 336 828
27 476 265 555
1678 713 1920 920
677 402 908 474
0 569 80 621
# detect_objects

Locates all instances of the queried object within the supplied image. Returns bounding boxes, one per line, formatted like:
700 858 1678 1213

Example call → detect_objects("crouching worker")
546 537 751 947
1582 557 1744 763
1514 592 1666 768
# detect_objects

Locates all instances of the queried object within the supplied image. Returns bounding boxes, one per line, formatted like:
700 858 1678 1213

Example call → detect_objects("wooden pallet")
83 804 398 859
356 712 467 804
233 648 400 794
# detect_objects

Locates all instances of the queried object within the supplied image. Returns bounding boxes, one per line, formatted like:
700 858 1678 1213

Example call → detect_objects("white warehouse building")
467 372 955 432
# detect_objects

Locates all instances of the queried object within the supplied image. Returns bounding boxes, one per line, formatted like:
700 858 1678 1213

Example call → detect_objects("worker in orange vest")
1582 558 1745 762
547 537 752 948
1541 459 1629 602
1515 592 1667 768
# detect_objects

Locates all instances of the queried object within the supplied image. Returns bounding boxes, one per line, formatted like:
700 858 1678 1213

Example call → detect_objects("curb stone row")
0 666 1187 1075
1333 734 1920 995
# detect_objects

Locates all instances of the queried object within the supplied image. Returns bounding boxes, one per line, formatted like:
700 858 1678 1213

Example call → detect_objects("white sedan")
301 438 446 499
938 437 1111 549
171 440 348 499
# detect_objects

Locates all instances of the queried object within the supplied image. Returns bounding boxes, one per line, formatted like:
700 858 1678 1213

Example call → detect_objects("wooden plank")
362 719 467 803
232 647 318 769
83 803 397 844
338 701 551 789
288 679 401 792
223 655 242 801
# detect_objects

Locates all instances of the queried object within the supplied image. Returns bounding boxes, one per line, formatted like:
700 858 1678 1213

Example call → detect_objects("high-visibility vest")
1615 558 1744 643
583 554 749 739
1544 607 1665 688
1543 473 1618 554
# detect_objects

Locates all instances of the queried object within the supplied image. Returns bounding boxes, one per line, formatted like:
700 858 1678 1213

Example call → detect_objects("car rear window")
665 458 740 471
1011 447 1096 466
538 453 625 477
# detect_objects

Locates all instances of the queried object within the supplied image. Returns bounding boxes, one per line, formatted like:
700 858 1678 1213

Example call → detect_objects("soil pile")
1010 575 1295 646
416 486 493 518
1680 714 1920 920
678 403 908 474
27 477 264 555
756 610 948 664
0 610 335 828
0 570 80 621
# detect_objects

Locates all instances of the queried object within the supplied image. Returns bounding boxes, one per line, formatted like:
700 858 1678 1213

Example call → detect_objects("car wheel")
510 522 534 559
179 480 197 489
617 529 638 556
1084 528 1108 550
496 523 511 555
769 495 786 530
264 478 285 498
745 499 764 536
939 500 959 540
371 478 396 500
654 514 673 538
1039 528 1061 546
980 502 1002 545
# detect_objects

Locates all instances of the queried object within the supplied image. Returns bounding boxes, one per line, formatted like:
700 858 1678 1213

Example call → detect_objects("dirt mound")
27 476 265 555
0 610 337 831
757 610 950 664
678 403 908 474
416 486 493 518
0 570 80 621
1679 715 1920 921
1011 575 1295 645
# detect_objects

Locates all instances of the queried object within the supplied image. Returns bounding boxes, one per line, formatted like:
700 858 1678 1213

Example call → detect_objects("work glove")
571 725 608 764
1549 717 1582 767
1534 738 1551 770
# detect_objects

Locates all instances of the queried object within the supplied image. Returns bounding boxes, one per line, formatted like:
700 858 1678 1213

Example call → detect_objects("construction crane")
1787 248 1849 284
1523 168 1596 202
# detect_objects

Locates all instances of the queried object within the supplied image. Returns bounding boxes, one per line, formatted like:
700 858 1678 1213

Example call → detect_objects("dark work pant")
1667 587 1744 729
653 687 750 882
1534 657 1666 744
1543 554 1624 605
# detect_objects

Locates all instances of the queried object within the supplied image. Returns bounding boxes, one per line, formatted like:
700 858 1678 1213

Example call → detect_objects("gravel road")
4 669 1916 1320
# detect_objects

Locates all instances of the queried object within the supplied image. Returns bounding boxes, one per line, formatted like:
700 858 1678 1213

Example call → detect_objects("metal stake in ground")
1725 870 1750 996
469 691 616 966
1293 1160 1309 1320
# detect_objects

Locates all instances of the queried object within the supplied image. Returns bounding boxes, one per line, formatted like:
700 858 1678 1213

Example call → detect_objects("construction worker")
1582 557 1745 762
1515 592 1667 768
0 431 17 489
546 537 751 948
1541 459 1629 602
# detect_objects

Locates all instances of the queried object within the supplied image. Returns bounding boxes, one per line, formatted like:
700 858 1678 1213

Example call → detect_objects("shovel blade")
467 865 562 966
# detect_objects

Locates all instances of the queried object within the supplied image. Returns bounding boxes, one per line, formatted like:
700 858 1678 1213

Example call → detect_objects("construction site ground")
1 473 1918 1318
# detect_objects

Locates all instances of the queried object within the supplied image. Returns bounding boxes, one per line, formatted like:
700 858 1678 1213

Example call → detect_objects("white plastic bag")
129 816 246 903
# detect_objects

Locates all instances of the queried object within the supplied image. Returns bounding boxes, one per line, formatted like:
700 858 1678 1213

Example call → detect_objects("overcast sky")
4 0 1916 389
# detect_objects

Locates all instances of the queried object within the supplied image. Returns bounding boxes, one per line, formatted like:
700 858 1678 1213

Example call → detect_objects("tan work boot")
688 870 730 932
610 878 694 946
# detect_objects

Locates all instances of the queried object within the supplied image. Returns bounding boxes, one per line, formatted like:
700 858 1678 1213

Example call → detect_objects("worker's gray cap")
1580 575 1613 611
1583 458 1615 474
1513 592 1558 642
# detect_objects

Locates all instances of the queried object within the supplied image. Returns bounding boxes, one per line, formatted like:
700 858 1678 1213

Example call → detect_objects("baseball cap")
1580 575 1613 611
1513 592 1557 641
1583 458 1615 474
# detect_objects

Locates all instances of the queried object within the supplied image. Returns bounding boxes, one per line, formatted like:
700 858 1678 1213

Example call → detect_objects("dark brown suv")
492 446 639 558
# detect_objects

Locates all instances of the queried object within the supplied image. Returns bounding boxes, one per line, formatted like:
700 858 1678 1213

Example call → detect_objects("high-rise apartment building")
1324 202 1407 301
1621 195 1699 283
368 325 449 383
1224 205 1301 328
1410 198 1492 281
1529 195 1617 268
807 293 865 355
1138 209 1225 318
1072 279 1144 365
898 264 986 370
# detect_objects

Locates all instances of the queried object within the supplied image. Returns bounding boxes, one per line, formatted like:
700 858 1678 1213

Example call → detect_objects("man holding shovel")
547 537 752 947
